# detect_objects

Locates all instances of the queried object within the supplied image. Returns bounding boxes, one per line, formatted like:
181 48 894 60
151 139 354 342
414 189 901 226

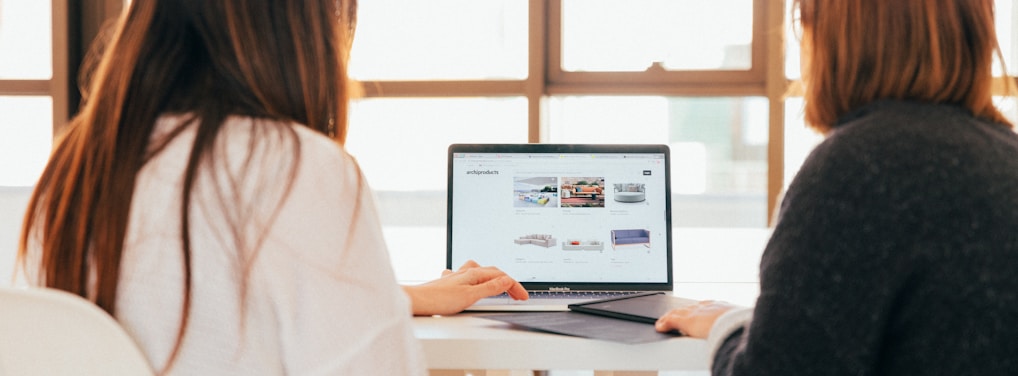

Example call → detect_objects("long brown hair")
18 0 357 371
794 0 1012 132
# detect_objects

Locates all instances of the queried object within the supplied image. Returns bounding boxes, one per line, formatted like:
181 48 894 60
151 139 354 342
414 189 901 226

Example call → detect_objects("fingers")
457 266 529 300
653 300 737 338
456 259 481 272
654 310 687 333
442 259 479 277
504 279 529 300
471 275 518 300
654 302 707 334
452 261 529 300
457 265 514 285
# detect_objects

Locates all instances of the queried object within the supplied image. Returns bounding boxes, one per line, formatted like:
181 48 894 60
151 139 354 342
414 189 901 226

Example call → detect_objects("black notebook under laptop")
568 291 697 323
446 144 674 311
481 292 699 343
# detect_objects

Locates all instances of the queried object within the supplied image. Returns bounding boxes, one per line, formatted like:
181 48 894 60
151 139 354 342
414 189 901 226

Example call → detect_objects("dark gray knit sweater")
714 100 1018 375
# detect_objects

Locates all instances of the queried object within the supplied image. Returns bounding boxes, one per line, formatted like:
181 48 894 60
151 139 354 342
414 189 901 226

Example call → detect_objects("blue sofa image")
610 229 651 249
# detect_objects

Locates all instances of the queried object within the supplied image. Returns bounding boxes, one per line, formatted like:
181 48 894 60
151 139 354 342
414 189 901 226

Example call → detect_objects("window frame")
546 0 769 89
61 0 1018 226
40 0 788 223
0 0 124 141
0 0 69 138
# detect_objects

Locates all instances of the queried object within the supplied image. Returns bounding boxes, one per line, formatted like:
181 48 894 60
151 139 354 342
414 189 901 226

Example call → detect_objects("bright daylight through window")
0 0 53 186
2 1 1018 285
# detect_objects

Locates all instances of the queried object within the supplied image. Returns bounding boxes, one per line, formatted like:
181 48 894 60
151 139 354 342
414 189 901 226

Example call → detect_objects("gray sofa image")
514 234 557 248
610 229 650 249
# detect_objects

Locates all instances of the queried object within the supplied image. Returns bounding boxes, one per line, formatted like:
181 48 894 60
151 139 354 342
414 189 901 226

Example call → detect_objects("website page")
449 151 670 283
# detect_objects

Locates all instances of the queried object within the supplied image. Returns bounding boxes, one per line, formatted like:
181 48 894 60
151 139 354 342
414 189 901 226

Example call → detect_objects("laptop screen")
447 144 673 291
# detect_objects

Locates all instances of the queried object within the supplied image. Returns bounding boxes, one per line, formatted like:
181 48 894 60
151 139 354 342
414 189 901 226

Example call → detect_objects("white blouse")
107 115 425 375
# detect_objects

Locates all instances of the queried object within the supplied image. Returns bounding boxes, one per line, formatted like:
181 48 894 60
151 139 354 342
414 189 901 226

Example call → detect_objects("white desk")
397 227 768 374
413 313 709 375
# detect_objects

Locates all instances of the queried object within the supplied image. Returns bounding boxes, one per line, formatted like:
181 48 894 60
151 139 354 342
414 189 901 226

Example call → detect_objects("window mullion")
357 81 527 97
765 0 788 225
0 80 50 95
527 0 548 143
53 0 70 134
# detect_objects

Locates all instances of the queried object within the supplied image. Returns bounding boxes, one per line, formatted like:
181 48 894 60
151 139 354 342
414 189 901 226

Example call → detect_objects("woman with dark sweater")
656 1 1018 374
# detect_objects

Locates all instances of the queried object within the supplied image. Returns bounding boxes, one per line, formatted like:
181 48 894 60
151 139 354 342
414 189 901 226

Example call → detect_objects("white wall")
0 187 32 284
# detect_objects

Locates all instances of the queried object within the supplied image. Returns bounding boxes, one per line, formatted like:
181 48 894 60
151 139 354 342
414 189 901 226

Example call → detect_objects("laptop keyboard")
490 291 641 300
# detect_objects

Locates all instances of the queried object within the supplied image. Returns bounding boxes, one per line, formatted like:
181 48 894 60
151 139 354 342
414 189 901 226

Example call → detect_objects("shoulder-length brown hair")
19 0 357 372
794 0 1012 132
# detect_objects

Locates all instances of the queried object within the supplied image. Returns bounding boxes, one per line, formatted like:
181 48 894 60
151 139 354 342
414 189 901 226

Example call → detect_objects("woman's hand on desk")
655 300 739 338
402 260 529 316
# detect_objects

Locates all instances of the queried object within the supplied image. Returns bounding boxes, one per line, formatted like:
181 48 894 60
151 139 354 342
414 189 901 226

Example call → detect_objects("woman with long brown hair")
657 0 1018 374
18 0 525 374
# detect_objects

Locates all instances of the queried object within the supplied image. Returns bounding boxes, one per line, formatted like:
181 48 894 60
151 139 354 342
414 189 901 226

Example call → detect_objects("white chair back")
0 287 154 376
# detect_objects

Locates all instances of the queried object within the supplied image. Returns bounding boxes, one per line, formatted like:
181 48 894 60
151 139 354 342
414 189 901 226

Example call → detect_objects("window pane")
547 96 768 227
785 0 801 79
345 97 527 282
349 0 527 80
995 95 1018 124
996 0 1018 76
561 0 753 72
346 97 528 192
0 96 52 186
0 0 51 79
783 98 823 189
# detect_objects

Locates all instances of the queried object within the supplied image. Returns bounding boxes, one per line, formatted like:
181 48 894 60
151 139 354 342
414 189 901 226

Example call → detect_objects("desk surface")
413 314 709 372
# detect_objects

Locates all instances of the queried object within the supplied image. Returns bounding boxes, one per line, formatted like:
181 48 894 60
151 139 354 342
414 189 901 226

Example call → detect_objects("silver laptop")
447 144 674 311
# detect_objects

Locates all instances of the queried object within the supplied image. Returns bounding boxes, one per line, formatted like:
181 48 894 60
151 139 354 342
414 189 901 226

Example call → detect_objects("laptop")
447 144 674 311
